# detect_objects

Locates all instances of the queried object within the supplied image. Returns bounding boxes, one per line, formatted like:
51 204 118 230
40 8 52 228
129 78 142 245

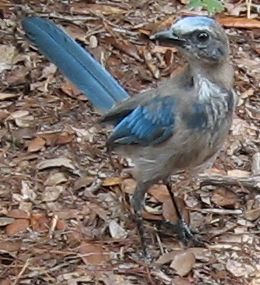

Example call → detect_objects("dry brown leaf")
42 132 74 146
30 213 49 232
0 44 18 73
60 80 86 101
0 278 12 285
121 178 136 194
74 176 95 191
162 198 188 223
211 188 238 207
0 217 14 226
72 3 126 15
42 185 64 202
15 115 34 128
0 241 21 252
56 219 67 231
0 92 19 101
102 177 122 187
217 16 260 29
20 180 37 201
5 219 29 236
148 184 170 203
226 259 256 277
156 251 178 265
244 208 260 221
107 37 142 62
44 172 67 186
172 277 193 285
108 220 127 239
0 110 9 120
170 250 196 276
7 110 29 120
27 136 46 152
79 242 110 265
6 209 30 219
162 199 178 223
37 157 76 171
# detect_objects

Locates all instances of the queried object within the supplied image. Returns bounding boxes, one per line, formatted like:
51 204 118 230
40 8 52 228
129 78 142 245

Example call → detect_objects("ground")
0 1 259 284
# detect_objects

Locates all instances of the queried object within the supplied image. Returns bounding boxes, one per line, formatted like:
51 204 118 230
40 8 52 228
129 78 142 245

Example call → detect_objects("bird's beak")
150 29 186 47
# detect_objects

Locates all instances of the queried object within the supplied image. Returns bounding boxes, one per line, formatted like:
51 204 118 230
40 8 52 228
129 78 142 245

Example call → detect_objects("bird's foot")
157 219 206 247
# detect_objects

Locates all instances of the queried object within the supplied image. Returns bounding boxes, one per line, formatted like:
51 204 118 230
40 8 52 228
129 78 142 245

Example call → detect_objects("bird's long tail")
22 17 129 113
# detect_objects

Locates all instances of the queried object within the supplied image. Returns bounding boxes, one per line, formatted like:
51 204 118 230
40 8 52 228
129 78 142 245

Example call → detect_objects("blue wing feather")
108 96 175 146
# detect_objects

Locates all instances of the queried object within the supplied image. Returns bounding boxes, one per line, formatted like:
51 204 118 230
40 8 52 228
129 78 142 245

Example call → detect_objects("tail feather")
22 17 129 113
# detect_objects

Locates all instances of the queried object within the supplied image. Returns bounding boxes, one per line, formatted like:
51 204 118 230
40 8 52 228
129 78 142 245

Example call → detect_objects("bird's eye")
197 32 209 42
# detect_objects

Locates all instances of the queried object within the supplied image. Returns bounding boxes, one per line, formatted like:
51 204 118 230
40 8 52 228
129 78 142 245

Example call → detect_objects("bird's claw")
156 219 205 247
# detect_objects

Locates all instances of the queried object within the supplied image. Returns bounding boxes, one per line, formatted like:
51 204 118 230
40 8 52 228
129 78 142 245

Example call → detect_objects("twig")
252 152 260 176
49 214 58 239
39 13 98 23
13 259 30 285
192 208 243 215
246 0 252 19
199 173 260 191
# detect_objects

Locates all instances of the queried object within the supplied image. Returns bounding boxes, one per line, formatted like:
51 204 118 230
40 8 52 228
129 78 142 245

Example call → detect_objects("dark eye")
197 32 209 42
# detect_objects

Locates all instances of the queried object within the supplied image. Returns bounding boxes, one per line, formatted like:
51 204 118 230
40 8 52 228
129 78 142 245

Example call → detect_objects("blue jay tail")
22 17 129 113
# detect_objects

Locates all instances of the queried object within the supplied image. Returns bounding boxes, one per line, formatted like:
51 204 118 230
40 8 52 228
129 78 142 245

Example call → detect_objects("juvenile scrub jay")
22 16 236 257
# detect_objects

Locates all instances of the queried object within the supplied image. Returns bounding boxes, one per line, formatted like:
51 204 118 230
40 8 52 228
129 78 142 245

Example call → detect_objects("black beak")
150 30 186 47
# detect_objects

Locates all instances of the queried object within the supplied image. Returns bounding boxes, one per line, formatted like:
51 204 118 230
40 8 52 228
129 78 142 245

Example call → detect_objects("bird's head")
151 16 229 65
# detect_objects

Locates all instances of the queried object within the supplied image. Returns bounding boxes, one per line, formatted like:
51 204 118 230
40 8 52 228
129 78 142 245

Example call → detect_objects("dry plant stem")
199 174 260 191
252 152 260 176
13 259 30 285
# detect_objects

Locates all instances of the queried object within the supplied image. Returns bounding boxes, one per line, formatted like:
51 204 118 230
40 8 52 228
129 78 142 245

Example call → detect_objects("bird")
22 15 236 258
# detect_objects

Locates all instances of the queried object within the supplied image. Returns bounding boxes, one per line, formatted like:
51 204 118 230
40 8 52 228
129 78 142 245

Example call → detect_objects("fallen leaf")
226 259 255 277
217 16 260 29
0 45 18 73
42 186 64 202
0 92 19 101
162 198 189 224
5 219 29 236
172 276 193 285
0 241 21 252
27 136 46 152
0 278 12 285
162 199 178 223
30 213 49 232
42 132 74 146
244 208 260 221
0 217 15 226
73 3 126 15
109 220 127 239
211 188 238 207
74 176 95 191
20 181 37 201
44 172 67 186
102 177 122 187
121 178 136 194
170 250 196 276
15 115 34 128
78 242 110 265
148 184 170 203
6 209 30 219
56 219 67 231
8 110 29 120
107 37 142 62
37 157 77 172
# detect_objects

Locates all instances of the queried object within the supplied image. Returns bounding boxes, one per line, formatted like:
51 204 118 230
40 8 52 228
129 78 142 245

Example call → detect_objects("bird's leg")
164 179 199 245
131 182 151 259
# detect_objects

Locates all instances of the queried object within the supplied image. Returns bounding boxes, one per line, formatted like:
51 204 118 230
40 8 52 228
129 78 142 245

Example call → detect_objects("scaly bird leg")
164 179 203 246
131 182 151 259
